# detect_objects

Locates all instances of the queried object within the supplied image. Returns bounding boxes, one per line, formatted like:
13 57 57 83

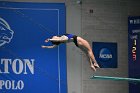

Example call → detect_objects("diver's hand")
41 45 47 48
45 39 50 43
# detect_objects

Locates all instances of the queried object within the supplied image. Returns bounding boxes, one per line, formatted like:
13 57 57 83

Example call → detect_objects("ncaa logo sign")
99 48 113 61
92 42 117 68
0 17 14 47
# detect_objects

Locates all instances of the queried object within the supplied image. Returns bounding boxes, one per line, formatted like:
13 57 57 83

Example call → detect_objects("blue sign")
128 16 140 93
0 1 67 93
92 42 117 68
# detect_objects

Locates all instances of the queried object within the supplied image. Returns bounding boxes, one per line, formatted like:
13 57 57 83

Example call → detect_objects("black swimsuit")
72 35 78 47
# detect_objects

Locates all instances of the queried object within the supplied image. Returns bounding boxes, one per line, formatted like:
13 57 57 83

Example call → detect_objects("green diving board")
91 76 140 82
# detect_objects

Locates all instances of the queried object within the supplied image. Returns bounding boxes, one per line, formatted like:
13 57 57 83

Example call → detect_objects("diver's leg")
77 37 100 68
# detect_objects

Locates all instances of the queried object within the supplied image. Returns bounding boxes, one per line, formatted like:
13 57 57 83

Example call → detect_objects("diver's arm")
41 45 58 48
49 39 66 42
49 36 69 42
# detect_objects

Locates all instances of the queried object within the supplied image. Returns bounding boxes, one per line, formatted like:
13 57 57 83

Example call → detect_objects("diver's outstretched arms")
41 45 58 48
45 38 65 42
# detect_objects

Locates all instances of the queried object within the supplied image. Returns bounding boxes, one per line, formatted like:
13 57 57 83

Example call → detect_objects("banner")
0 1 67 93
128 16 140 93
92 42 117 68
